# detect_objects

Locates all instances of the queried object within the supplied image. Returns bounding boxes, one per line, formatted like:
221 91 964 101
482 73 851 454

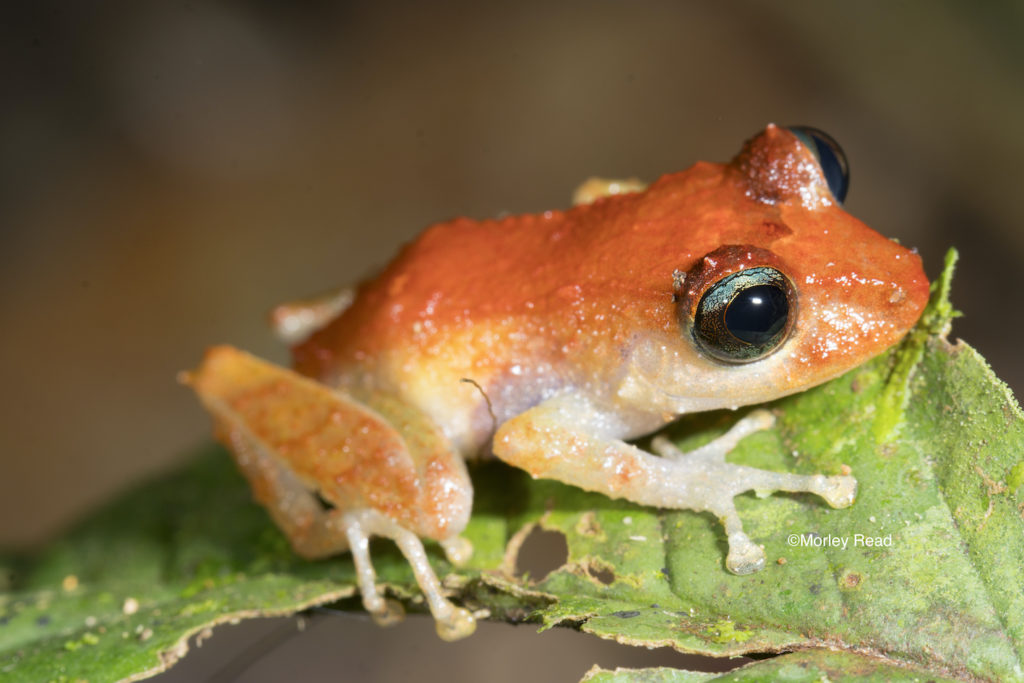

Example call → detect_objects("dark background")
2 2 1022 680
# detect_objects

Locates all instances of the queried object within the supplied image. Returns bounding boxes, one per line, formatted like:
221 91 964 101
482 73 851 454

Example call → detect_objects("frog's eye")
788 126 849 203
693 267 795 364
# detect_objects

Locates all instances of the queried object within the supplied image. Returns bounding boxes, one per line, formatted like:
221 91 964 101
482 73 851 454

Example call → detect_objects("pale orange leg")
220 423 405 625
186 346 476 639
493 397 856 575
268 285 355 344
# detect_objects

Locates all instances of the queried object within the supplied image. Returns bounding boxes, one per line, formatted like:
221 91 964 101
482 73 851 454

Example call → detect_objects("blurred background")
2 1 1022 680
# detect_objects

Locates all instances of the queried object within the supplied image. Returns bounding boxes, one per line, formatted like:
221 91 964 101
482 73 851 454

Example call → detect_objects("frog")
185 125 929 640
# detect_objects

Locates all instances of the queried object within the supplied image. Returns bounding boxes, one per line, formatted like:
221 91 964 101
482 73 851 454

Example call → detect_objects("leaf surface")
2 250 1022 682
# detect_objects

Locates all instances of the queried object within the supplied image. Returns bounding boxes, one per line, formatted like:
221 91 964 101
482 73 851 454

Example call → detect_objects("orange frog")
186 125 929 640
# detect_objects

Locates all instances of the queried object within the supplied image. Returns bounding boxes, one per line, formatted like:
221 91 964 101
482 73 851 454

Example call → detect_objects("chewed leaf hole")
513 526 568 581
585 559 615 585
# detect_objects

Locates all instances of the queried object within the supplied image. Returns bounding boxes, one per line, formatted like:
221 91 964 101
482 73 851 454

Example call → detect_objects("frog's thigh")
219 421 473 639
493 397 855 575
189 346 472 541
219 422 349 559
217 420 404 624
221 424 472 637
360 392 474 560
269 285 355 344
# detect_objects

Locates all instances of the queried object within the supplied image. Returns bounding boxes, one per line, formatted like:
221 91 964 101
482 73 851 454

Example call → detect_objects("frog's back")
293 125 928 432
293 160 752 383
296 189 642 380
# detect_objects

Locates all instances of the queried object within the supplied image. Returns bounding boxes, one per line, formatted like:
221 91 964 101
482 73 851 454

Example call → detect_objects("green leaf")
580 649 965 682
3 249 1023 682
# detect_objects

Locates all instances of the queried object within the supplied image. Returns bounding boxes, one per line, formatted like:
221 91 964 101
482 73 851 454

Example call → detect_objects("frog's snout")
886 251 931 333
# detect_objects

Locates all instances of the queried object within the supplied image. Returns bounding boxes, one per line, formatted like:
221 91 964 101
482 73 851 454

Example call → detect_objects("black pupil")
724 284 788 345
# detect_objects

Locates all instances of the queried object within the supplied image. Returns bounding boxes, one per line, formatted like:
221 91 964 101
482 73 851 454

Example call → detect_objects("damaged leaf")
580 649 964 682
2 250 1023 682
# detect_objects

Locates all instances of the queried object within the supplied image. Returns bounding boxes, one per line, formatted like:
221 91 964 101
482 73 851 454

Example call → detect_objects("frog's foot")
651 409 857 573
342 510 476 640
652 409 776 464
650 411 858 511
440 535 473 567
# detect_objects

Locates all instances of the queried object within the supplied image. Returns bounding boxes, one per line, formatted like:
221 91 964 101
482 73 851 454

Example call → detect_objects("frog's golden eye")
789 126 849 203
693 267 795 364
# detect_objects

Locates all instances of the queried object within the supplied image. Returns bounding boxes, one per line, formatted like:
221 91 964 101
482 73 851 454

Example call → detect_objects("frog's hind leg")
216 410 475 639
187 346 476 639
214 424 401 624
340 509 476 640
225 426 347 557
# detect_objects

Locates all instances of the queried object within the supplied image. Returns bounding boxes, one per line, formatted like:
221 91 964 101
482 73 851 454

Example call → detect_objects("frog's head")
624 125 930 413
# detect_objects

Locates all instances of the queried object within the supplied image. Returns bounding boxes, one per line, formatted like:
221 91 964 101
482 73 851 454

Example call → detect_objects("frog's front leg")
493 396 856 575
571 177 648 206
186 346 476 640
269 285 355 344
